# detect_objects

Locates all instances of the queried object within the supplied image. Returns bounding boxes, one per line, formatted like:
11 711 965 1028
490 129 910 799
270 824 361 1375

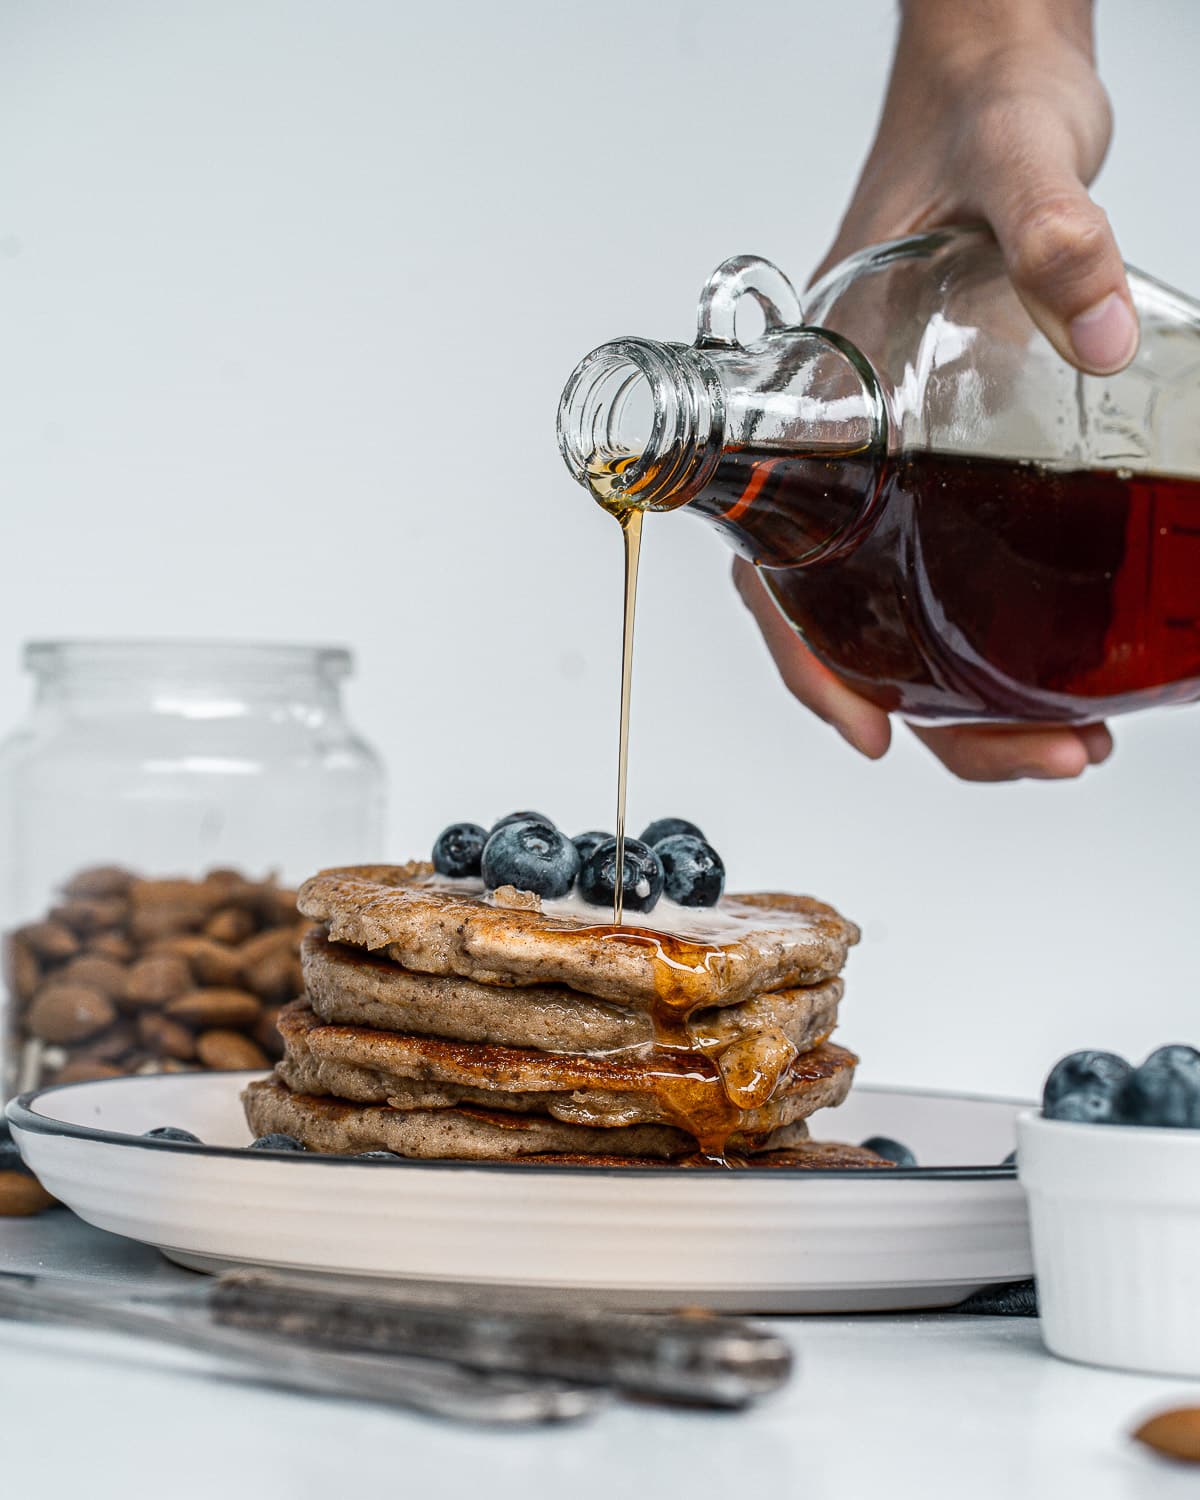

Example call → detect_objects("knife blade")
0 1271 601 1425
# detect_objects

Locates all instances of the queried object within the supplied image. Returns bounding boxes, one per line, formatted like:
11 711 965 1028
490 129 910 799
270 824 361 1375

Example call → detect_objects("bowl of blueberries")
1018 1044 1200 1378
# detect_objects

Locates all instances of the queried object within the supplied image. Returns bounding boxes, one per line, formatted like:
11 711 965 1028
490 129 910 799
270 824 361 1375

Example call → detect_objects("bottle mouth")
557 338 724 512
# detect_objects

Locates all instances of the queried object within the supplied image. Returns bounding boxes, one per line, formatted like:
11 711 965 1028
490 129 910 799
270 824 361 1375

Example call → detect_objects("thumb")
982 167 1138 375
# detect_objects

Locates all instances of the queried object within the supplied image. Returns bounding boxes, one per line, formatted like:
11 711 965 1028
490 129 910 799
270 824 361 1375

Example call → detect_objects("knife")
0 1268 793 1410
209 1271 794 1407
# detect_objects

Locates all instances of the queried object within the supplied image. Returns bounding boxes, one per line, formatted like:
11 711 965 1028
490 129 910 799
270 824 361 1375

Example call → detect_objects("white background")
1 0 1197 1100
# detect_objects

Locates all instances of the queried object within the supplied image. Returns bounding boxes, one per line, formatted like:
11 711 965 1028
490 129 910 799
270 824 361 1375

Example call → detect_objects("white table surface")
2 1209 1198 1499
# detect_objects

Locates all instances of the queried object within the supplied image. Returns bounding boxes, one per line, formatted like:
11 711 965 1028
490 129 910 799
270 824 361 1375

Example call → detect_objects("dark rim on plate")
6 1074 1025 1180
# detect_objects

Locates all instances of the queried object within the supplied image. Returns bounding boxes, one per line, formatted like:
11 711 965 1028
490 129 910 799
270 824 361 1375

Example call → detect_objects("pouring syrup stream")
613 506 643 924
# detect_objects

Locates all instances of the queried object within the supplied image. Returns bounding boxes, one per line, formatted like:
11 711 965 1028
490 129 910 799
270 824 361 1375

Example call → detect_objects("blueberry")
577 837 665 914
1120 1045 1200 1128
248 1133 307 1152
572 831 612 866
640 817 705 848
355 1150 403 1160
491 810 554 835
481 819 580 899
143 1126 202 1144
655 834 725 907
432 822 488 878
861 1135 917 1167
1042 1050 1131 1124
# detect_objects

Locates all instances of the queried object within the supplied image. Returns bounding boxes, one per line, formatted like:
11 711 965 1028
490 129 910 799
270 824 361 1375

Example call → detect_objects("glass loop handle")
695 256 804 348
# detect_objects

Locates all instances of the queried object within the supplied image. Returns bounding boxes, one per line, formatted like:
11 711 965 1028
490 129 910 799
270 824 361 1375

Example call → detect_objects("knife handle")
210 1273 794 1407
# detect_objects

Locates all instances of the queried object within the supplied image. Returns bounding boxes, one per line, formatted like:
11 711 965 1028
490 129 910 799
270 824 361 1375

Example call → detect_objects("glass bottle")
557 227 1200 724
0 641 386 1097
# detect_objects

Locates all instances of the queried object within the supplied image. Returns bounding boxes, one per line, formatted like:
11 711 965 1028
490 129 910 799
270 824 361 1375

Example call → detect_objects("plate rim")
7 1071 1027 1183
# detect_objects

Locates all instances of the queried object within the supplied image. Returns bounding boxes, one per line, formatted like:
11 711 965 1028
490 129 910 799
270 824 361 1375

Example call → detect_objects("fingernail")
1068 293 1139 373
836 722 886 760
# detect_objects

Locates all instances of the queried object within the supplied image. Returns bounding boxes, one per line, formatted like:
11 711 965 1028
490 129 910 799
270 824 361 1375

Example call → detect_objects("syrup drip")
613 505 643 925
564 922 797 1153
622 1040 848 1161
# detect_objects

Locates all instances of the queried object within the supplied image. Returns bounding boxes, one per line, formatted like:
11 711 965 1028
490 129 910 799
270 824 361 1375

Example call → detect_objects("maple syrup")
603 448 1200 724
612 506 643 924
717 449 1200 721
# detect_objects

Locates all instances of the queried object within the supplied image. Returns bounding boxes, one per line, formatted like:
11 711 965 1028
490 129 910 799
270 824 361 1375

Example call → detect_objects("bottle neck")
559 329 888 565
557 338 725 513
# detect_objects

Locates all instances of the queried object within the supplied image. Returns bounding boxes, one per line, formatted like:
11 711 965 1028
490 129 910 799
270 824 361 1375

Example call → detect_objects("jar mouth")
23 640 353 683
557 338 724 512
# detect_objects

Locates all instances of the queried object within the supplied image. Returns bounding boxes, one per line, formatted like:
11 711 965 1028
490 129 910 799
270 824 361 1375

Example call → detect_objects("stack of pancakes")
243 862 885 1167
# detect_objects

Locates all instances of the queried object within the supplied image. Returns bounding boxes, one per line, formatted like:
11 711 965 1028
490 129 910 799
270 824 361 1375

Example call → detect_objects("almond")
204 906 257 945
18 920 80 962
242 947 302 1002
196 1029 269 1070
128 878 225 942
138 1012 197 1061
0 1170 56 1216
62 955 128 1000
237 926 298 968
27 984 116 1043
265 888 300 926
165 988 262 1029
54 1059 126 1085
1134 1408 1200 1463
3 935 40 1003
175 936 243 996
51 896 130 934
63 866 134 898
87 931 136 963
71 1020 138 1062
122 954 192 1008
203 868 255 899
253 1004 285 1059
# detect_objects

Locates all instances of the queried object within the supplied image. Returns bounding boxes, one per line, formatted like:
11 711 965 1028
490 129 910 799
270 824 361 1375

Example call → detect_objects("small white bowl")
1018 1108 1200 1376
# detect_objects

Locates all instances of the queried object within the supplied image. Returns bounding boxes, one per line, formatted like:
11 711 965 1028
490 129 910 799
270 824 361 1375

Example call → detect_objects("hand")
740 0 1126 781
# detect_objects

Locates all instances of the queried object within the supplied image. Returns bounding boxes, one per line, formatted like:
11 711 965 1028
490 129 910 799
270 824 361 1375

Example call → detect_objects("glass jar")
0 641 386 1098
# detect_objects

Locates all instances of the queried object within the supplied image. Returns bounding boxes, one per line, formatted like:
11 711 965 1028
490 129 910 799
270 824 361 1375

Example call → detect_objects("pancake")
297 863 859 1012
301 930 842 1103
274 1002 856 1146
242 1076 824 1162
503 1141 894 1169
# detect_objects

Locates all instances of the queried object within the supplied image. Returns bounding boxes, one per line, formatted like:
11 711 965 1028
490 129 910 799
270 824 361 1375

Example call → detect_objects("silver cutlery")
0 1272 600 1425
0 1268 793 1421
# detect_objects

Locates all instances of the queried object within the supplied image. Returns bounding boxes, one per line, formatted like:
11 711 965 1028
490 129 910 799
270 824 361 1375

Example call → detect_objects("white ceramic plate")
9 1072 1032 1313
